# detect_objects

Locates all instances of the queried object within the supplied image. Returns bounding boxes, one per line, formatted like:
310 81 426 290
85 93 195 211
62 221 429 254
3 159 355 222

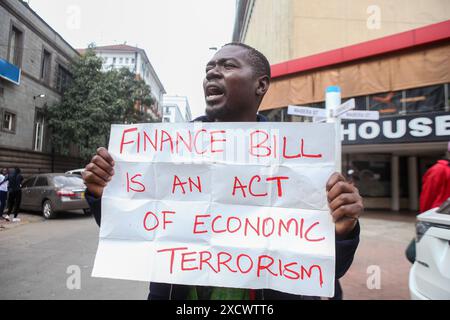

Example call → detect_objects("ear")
256 75 270 97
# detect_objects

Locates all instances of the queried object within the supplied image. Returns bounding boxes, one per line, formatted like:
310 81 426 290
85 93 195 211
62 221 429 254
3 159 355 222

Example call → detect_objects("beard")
205 103 232 122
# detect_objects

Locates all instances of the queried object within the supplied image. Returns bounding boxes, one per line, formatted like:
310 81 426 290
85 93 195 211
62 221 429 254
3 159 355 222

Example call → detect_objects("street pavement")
0 211 149 300
340 211 416 300
0 209 416 300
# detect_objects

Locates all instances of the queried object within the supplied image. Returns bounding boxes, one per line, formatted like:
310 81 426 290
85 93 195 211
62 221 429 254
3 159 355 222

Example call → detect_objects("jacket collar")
192 114 268 123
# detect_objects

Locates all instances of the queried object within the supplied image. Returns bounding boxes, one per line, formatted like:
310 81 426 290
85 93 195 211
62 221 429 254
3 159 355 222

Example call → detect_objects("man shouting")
83 43 363 300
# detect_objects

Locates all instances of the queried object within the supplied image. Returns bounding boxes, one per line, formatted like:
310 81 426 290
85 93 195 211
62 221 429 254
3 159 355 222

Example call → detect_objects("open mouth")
205 85 225 103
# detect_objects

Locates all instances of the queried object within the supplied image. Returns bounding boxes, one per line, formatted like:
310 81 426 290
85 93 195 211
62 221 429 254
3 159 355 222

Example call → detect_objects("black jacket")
7 170 23 192
87 115 360 300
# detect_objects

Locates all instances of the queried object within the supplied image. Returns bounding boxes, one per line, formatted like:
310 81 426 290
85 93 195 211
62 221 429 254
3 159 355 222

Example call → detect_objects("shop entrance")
343 152 443 213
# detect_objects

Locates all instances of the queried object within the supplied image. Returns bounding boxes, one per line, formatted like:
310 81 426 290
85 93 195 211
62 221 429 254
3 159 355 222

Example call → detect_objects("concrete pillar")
391 155 400 211
408 156 419 211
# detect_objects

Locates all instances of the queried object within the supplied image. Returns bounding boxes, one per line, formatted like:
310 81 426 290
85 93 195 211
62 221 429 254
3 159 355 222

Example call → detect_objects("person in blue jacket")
83 43 363 300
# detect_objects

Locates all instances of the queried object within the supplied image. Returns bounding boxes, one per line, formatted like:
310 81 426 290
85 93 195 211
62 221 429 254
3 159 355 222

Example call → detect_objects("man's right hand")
82 147 115 198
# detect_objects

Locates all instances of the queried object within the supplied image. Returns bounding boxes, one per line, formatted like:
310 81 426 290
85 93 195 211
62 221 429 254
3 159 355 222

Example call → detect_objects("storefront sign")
342 112 450 145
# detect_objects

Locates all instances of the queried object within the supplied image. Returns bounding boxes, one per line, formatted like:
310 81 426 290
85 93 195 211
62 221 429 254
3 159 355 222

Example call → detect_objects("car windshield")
53 176 85 188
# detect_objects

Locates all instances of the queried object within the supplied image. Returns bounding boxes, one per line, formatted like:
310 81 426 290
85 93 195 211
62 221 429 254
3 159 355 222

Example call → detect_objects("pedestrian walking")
406 142 450 263
0 168 9 219
7 167 23 223
420 142 450 213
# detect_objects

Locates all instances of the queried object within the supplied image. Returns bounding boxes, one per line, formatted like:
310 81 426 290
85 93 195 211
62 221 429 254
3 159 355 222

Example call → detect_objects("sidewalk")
0 213 45 231
340 209 417 300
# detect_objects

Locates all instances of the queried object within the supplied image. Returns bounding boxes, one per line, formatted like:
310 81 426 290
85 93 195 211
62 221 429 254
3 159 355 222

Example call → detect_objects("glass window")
259 109 282 122
399 157 409 198
40 49 52 83
353 96 367 111
311 102 325 109
53 176 85 188
345 154 391 198
113 57 116 64
369 91 402 117
34 110 45 151
22 178 36 188
403 85 445 114
56 65 71 93
125 58 129 64
35 176 48 187
3 111 16 132
447 83 450 109
8 26 23 66
119 58 123 64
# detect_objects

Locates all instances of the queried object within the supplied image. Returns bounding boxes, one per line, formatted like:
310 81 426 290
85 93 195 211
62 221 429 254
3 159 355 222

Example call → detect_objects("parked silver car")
20 173 90 219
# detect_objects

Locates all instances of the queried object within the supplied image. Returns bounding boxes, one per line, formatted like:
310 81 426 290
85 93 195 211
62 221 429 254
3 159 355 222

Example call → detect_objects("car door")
20 177 37 209
31 176 50 210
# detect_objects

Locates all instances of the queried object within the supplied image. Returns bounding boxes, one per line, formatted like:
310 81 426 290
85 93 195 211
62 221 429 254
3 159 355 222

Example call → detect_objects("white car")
409 199 450 300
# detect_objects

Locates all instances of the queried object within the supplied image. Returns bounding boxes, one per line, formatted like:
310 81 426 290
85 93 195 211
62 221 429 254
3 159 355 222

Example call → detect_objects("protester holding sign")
83 43 363 300
419 141 450 212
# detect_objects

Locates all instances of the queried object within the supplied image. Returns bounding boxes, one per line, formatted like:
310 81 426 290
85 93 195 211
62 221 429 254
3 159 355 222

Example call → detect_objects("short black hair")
223 42 271 79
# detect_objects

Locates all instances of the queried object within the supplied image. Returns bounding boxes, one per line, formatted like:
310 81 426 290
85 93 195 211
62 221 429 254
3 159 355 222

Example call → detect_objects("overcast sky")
27 0 237 118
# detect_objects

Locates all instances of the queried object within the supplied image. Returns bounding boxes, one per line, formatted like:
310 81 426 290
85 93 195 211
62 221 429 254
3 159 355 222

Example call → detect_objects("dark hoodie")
8 168 23 192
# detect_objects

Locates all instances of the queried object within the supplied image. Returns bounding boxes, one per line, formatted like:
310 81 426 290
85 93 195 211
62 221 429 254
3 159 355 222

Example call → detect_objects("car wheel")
83 208 92 216
43 200 57 219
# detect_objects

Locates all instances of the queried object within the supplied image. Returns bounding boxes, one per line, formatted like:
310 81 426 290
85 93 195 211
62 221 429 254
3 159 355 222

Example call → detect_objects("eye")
224 63 236 69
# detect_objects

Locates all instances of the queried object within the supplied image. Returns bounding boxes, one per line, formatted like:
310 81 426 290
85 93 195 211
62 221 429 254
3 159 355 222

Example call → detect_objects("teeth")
207 91 224 97
206 94 224 101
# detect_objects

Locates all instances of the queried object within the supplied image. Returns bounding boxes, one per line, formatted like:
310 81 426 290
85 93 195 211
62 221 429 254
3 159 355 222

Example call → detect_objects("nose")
205 65 222 81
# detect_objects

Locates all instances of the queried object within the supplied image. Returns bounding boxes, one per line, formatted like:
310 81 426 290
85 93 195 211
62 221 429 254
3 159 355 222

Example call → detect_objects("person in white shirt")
0 168 9 220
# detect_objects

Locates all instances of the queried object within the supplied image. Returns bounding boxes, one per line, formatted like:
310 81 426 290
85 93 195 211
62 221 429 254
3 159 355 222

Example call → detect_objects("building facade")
162 95 192 123
82 44 166 121
234 2 450 212
234 0 450 64
0 0 83 175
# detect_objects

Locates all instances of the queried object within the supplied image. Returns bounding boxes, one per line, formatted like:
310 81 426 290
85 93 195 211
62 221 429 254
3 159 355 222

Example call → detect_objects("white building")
80 44 166 120
162 95 192 123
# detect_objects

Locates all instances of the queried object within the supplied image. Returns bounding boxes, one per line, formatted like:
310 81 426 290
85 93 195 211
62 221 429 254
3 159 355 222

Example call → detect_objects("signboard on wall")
0 58 21 85
342 112 450 145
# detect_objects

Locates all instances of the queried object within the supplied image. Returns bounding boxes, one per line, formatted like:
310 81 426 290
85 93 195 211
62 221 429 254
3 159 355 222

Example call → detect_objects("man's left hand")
326 172 364 238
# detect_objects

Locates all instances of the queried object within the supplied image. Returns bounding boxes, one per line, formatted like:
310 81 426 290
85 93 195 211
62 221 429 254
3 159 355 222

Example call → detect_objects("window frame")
55 63 71 93
7 22 24 67
33 108 45 152
40 47 52 84
22 177 37 189
1 108 17 134
34 176 49 187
